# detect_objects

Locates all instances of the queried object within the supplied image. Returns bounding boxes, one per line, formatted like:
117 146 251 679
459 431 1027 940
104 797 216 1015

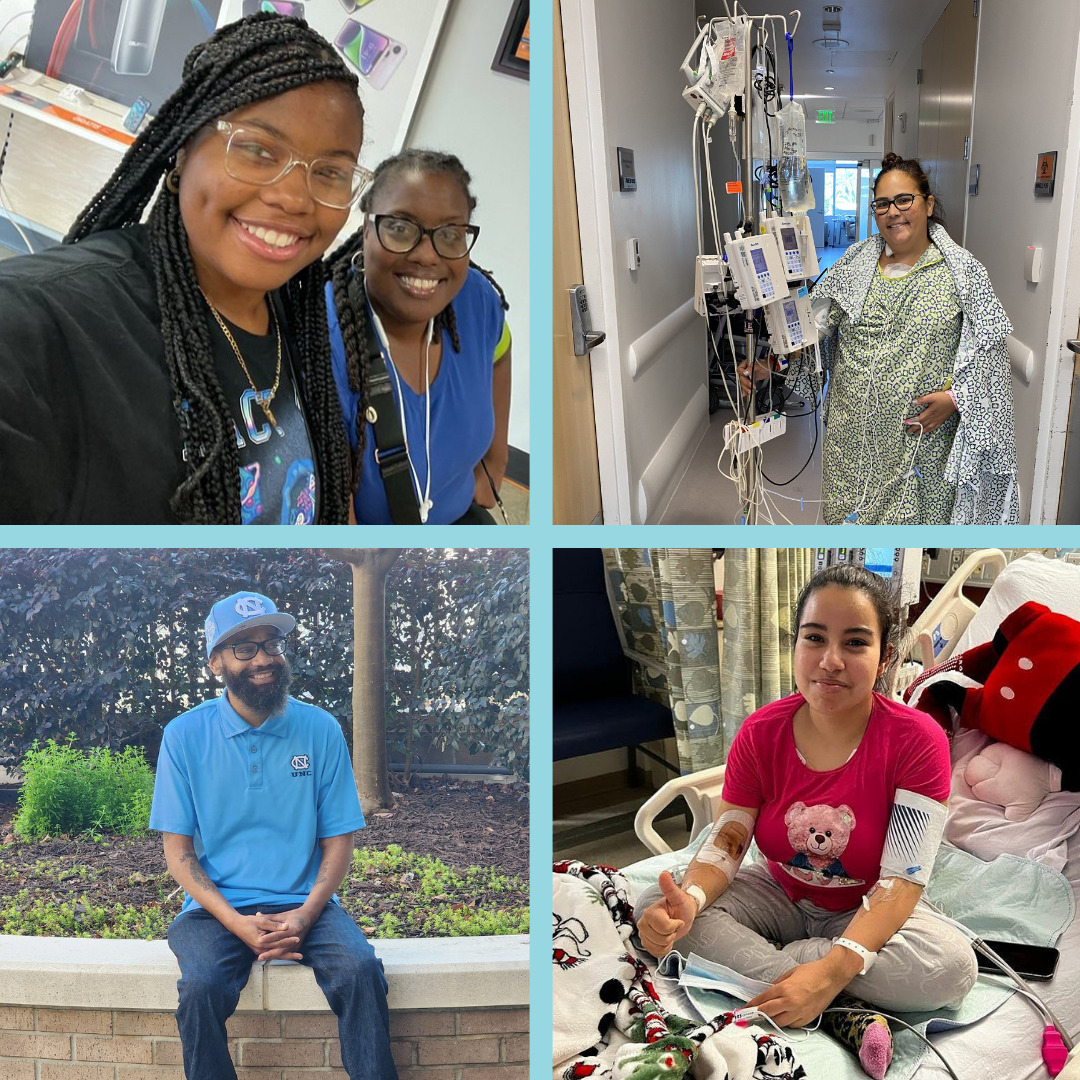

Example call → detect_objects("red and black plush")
905 601 1080 791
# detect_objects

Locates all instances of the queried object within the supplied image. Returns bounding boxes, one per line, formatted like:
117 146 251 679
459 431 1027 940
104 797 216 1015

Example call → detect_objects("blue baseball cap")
204 592 296 658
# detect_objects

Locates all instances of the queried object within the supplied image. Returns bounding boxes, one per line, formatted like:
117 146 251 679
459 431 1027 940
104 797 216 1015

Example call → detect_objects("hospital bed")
628 551 1080 1080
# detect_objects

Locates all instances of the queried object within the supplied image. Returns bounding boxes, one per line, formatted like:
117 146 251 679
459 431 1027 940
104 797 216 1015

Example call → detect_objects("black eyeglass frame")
225 636 289 661
870 192 926 215
367 213 480 260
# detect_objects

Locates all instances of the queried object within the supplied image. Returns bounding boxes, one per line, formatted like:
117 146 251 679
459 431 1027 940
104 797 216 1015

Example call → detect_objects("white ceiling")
693 0 950 122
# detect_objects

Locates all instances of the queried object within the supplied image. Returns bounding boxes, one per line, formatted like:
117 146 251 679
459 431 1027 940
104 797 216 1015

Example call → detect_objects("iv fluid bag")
777 100 814 212
682 17 745 119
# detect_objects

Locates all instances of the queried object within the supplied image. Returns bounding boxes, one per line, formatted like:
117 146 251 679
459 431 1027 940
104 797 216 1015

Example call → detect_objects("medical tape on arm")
693 808 756 885
878 788 948 888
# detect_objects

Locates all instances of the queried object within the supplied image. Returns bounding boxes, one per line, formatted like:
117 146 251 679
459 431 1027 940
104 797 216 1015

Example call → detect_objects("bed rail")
893 548 1006 700
634 764 727 854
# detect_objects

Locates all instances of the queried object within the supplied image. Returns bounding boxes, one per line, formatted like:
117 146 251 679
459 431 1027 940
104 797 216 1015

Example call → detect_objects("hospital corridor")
553 0 1080 525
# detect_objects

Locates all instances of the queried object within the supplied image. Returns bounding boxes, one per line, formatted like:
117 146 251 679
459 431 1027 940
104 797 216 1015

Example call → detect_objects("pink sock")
858 1019 893 1080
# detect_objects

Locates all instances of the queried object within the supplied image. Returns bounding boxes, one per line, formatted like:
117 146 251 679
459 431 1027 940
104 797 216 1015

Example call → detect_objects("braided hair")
327 148 509 494
64 13 359 524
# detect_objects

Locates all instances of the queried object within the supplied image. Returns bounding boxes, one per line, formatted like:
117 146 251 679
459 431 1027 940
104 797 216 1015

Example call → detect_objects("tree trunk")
324 549 401 813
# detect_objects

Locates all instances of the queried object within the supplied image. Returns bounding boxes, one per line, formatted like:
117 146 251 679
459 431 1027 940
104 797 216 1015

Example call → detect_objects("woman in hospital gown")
746 153 1018 525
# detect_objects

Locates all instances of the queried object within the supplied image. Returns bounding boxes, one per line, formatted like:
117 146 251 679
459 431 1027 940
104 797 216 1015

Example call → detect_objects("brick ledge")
0 934 528 1012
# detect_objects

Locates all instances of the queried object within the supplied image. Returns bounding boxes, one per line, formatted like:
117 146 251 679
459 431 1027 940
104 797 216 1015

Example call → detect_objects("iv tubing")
920 897 1074 1069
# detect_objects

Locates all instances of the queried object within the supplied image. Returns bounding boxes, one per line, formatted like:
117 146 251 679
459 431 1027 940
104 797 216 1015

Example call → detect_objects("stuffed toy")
963 741 1063 821
904 601 1079 791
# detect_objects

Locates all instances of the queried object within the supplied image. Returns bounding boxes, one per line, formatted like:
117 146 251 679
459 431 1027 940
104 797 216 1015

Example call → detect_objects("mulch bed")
0 777 528 938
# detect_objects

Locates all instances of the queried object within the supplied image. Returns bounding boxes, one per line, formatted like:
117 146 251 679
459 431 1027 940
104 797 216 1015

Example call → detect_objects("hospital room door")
553 0 603 525
917 0 977 243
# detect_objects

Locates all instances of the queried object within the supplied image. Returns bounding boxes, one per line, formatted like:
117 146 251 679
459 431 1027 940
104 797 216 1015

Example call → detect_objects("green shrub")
13 737 155 840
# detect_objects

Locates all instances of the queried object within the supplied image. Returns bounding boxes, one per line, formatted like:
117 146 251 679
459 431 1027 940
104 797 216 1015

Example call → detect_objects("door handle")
569 284 606 355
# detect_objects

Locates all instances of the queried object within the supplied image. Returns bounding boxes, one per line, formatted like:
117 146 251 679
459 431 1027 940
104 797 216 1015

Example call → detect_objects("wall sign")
1034 150 1057 198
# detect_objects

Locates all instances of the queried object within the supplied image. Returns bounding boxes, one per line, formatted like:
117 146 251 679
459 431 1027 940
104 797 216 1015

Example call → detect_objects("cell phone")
242 0 305 15
976 940 1060 981
123 95 152 133
337 0 375 11
111 0 167 76
334 18 406 90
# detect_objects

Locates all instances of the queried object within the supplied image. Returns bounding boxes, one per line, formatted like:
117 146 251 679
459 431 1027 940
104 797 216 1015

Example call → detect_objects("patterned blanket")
553 860 808 1080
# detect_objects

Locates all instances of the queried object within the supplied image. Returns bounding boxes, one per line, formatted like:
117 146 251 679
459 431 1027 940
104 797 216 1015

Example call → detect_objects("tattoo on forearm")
178 850 221 895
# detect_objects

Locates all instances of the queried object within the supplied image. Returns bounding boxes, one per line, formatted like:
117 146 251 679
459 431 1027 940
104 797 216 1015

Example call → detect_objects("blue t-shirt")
327 267 508 524
149 694 364 913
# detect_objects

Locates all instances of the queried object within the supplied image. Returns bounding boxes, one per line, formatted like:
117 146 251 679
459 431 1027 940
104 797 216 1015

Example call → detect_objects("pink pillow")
945 730 1080 872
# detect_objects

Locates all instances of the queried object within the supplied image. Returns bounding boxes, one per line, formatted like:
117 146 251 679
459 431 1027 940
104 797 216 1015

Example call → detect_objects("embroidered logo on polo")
235 596 267 619
291 754 312 777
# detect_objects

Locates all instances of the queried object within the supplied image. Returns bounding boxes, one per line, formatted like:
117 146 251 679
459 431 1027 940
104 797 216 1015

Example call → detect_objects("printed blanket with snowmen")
553 860 808 1080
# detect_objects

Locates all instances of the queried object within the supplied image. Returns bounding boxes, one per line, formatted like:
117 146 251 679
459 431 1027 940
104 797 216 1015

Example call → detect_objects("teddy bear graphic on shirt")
782 801 865 888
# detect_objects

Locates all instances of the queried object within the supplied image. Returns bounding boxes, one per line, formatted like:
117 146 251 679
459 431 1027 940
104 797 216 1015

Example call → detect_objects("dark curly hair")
874 152 945 231
65 14 361 524
327 149 509 495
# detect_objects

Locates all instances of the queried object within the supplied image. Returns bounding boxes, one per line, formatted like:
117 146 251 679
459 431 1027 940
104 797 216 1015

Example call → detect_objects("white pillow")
950 552 1080 654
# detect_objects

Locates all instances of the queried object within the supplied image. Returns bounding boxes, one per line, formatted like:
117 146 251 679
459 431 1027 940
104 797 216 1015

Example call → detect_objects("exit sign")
817 109 835 124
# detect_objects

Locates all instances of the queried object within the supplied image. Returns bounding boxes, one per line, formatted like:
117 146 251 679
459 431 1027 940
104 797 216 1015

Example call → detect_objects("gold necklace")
199 288 282 427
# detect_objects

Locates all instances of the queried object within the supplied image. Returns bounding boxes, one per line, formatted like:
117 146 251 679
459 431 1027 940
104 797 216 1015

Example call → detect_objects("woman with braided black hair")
327 149 512 524
0 13 365 524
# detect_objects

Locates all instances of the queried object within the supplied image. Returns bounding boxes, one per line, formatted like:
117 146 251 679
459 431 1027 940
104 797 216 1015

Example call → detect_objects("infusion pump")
762 214 819 281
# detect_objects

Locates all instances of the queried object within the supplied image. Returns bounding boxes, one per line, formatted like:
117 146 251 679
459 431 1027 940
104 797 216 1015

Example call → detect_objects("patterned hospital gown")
821 243 962 525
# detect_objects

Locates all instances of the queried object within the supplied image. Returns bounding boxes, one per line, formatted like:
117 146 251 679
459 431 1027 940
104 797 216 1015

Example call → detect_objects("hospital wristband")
684 884 707 914
834 937 877 975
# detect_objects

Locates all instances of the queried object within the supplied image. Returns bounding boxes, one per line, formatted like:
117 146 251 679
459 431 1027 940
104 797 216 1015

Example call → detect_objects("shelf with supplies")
0 66 143 241
0 65 140 149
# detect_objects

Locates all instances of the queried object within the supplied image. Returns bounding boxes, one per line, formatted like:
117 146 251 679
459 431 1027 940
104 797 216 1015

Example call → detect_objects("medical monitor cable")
920 897 1073 1074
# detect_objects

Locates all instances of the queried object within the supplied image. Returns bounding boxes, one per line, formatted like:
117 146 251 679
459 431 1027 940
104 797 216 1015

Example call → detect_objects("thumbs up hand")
636 871 699 957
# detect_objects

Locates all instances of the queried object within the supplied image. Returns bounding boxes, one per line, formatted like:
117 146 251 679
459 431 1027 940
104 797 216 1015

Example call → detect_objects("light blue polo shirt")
150 693 365 913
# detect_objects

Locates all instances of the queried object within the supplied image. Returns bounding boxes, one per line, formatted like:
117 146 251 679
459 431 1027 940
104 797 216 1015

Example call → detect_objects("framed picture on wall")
492 0 528 80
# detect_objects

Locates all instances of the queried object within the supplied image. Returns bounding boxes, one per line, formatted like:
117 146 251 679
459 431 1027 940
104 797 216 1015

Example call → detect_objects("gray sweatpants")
637 862 977 1014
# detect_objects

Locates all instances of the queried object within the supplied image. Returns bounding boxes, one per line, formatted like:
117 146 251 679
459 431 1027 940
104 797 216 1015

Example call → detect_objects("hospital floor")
554 781 691 870
659 392 824 525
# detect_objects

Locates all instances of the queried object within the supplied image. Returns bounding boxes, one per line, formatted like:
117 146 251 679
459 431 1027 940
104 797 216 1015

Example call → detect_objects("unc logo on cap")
235 596 268 619
291 754 311 776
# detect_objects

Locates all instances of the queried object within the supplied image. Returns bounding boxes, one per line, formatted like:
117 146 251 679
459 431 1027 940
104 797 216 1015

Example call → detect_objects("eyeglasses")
871 193 925 215
226 637 288 661
210 121 372 209
367 214 480 259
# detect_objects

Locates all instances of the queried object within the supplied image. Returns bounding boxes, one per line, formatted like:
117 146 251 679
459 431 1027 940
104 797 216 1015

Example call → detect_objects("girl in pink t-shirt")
636 566 976 1041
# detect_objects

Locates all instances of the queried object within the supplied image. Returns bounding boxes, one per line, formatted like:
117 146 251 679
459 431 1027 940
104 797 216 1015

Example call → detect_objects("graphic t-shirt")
721 691 951 910
206 313 319 524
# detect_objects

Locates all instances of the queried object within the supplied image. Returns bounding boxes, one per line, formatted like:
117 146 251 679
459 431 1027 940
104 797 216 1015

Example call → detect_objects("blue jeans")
167 902 397 1080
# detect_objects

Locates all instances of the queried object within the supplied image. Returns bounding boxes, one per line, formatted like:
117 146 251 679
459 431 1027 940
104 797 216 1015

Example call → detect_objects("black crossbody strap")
347 271 422 524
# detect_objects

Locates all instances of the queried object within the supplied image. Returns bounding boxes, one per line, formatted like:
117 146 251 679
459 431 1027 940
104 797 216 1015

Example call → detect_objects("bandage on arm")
684 801 758 908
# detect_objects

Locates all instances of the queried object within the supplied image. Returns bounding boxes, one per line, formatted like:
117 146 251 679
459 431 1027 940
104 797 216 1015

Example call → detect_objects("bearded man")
149 591 396 1080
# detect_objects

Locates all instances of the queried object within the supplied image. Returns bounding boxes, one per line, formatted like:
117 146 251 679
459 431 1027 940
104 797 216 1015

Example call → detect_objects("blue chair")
553 549 678 786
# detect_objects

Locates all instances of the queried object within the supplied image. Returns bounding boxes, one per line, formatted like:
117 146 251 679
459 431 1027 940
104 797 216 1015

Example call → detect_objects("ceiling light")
824 85 835 90
813 35 850 49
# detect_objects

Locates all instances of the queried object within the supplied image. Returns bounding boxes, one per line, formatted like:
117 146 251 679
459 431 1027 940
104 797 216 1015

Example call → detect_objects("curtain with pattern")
602 548 723 774
720 548 814 743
